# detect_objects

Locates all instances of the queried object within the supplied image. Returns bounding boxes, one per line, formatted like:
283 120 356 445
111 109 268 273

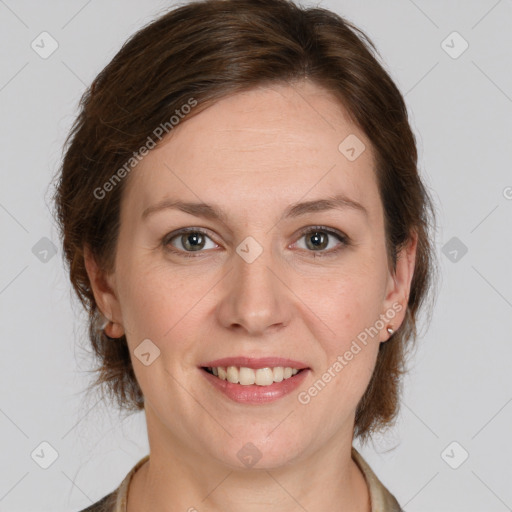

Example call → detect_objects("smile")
200 366 309 404
204 366 302 386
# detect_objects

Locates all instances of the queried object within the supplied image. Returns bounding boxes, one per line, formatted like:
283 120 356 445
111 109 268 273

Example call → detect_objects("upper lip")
200 357 309 370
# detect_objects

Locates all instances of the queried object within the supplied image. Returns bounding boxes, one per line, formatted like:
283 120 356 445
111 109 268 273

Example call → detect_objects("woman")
54 0 437 510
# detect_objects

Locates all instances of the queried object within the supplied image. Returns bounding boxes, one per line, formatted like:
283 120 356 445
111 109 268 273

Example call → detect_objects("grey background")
0 0 511 511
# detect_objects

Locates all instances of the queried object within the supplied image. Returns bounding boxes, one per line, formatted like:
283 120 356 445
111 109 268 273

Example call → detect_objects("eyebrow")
141 193 368 223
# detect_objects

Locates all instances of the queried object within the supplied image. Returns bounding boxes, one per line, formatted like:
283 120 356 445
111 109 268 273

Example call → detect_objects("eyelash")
162 226 349 259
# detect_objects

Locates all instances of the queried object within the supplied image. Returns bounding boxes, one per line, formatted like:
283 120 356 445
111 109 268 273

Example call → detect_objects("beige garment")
80 447 402 512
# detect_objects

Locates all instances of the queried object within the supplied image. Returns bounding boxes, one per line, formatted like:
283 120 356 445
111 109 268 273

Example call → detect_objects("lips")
198 356 310 404
200 365 310 404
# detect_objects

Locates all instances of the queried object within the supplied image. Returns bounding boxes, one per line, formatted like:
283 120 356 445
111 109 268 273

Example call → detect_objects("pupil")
308 231 327 250
184 233 204 251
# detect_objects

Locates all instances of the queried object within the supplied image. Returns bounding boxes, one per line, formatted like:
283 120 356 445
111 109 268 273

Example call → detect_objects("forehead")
122 81 380 223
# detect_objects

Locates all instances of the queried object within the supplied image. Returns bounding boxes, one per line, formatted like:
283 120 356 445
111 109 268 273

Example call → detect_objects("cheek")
306 279 381 410
299 263 385 394
309 260 386 335
116 264 207 398
117 260 191 342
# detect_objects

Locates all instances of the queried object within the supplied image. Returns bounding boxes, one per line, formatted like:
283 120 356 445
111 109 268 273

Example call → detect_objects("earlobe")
381 231 418 341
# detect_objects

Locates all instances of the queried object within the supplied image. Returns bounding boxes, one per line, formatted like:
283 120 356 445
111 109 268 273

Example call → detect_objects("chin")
205 428 306 471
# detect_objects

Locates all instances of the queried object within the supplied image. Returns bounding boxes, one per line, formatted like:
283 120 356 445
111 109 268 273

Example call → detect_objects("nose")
216 240 292 336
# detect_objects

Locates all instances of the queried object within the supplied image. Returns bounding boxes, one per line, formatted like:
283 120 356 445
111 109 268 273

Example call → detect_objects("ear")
380 230 418 341
83 244 124 338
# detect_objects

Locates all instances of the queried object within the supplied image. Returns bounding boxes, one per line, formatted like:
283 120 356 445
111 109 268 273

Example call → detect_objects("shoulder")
76 454 149 512
77 490 118 512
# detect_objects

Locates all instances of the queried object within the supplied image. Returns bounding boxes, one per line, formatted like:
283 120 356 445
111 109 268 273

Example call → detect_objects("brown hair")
53 0 438 443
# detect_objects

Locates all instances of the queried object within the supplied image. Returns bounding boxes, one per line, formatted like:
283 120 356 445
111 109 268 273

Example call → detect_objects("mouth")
198 358 310 404
201 365 306 386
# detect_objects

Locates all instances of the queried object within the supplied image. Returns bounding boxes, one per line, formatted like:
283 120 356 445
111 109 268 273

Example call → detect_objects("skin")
85 80 417 512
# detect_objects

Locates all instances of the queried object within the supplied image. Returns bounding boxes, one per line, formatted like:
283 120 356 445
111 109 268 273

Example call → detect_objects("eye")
163 226 349 258
293 226 348 255
163 228 218 256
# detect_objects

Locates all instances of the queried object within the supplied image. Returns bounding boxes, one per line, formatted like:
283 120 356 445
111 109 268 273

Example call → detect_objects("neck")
127 410 370 512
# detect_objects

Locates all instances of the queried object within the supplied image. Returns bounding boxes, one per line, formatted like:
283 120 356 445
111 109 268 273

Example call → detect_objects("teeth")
239 366 255 385
207 366 302 386
226 366 238 384
255 368 273 386
273 366 284 383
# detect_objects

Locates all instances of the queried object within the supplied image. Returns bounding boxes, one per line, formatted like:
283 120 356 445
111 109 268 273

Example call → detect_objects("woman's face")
88 81 415 469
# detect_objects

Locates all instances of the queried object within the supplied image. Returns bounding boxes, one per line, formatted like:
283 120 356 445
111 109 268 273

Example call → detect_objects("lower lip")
200 368 310 404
